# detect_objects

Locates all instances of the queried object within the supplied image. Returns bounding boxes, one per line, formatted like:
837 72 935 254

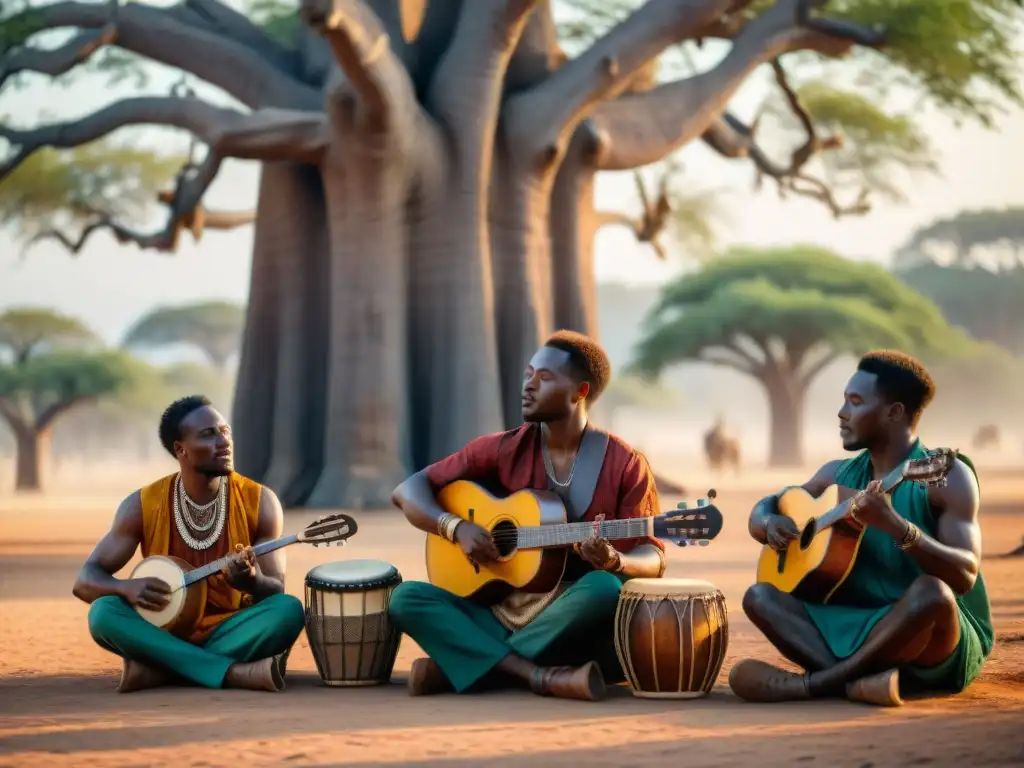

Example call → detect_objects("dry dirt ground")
1 467 1022 768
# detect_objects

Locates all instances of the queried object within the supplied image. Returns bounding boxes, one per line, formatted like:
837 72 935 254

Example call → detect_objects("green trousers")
87 593 306 689
387 569 625 692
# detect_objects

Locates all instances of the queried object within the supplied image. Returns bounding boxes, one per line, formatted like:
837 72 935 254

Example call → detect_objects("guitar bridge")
777 548 787 574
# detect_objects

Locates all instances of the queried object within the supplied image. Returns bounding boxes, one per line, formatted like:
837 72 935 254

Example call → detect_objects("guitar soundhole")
490 520 517 558
800 519 816 550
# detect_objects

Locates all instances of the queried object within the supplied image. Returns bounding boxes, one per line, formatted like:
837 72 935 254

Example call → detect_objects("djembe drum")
304 559 403 686
614 577 729 699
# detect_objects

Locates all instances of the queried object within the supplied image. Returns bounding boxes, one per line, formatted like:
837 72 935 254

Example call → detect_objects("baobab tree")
1 0 1019 507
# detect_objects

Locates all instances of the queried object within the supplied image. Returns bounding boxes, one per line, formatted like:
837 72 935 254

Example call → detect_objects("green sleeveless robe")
802 440 994 693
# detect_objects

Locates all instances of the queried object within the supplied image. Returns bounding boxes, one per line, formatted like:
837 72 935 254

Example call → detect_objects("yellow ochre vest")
139 471 262 642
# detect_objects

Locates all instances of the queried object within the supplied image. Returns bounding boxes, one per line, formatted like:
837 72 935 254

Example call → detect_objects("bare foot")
728 659 810 703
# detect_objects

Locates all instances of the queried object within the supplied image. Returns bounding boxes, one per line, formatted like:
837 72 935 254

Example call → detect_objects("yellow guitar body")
755 484 867 603
426 480 568 601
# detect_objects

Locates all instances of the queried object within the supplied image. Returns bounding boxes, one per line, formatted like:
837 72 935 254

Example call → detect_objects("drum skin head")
620 577 719 597
131 555 186 627
305 559 402 591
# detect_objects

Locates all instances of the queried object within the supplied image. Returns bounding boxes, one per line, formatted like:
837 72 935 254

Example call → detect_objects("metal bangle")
896 522 922 551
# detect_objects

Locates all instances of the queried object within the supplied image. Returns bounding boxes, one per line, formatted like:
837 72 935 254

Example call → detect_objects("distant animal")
973 424 1000 450
704 418 741 473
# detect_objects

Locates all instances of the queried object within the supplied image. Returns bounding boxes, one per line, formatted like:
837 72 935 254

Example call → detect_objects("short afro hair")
158 395 212 457
857 350 935 427
544 330 612 404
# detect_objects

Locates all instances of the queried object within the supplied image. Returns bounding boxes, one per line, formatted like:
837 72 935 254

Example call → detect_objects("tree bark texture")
763 375 806 468
0 0 886 506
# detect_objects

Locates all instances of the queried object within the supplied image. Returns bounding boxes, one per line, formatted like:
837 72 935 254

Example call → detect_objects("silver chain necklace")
173 475 226 551
541 431 582 489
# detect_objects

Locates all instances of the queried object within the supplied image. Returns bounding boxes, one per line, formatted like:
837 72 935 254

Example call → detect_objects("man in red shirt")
388 330 666 702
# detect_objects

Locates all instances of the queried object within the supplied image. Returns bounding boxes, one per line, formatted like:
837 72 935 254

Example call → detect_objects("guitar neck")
817 467 906 530
182 533 299 586
516 518 651 550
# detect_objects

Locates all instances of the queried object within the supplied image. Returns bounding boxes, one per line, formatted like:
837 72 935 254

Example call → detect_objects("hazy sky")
2 10 1022 346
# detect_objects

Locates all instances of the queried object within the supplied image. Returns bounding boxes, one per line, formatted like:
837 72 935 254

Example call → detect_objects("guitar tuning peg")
698 540 709 546
697 498 707 508
707 488 717 500
676 501 688 510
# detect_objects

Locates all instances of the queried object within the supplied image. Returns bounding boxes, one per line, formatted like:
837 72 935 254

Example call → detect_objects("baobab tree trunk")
255 162 331 506
231 163 325 485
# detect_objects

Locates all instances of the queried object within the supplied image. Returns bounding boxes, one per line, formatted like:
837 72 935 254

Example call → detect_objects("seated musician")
730 351 993 706
388 331 666 702
72 396 306 693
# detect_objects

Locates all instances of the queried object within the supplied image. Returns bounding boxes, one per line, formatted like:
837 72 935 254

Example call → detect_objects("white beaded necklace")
173 475 227 551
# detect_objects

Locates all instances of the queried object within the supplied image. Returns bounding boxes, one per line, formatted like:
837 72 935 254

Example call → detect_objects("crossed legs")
732 575 961 704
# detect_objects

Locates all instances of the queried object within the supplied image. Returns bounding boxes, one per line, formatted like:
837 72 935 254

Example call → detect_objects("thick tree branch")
0 397 29 434
1 1 319 109
430 1 538 166
798 350 839 388
0 96 328 184
0 26 116 90
591 0 885 171
505 0 737 160
698 346 756 373
180 0 296 69
36 399 82 432
23 150 258 256
300 0 416 130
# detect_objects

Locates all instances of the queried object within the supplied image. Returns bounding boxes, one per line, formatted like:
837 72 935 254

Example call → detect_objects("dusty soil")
1 467 1022 767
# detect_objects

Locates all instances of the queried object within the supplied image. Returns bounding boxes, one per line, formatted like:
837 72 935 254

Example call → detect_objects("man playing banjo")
73 395 306 693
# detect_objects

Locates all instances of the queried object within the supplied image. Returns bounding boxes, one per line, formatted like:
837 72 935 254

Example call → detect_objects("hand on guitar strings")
849 480 904 534
766 515 800 552
577 515 622 572
455 521 500 564
121 577 172 611
222 543 259 591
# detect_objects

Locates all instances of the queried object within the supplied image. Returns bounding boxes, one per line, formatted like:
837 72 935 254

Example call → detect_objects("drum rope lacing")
174 474 227 551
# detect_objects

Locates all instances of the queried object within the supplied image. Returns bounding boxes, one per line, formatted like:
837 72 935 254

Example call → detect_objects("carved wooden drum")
304 559 403 686
614 577 729 699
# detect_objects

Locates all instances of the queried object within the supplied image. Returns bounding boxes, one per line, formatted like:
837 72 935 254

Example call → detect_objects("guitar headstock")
299 514 359 547
902 448 958 488
653 489 723 547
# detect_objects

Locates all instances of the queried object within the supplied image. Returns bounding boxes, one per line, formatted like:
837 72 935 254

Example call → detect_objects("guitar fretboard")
516 518 650 549
182 534 299 586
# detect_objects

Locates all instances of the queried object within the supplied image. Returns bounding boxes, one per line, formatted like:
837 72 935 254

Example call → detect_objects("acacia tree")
0 309 134 490
1 0 1019 507
628 246 959 466
123 300 246 371
894 207 1024 271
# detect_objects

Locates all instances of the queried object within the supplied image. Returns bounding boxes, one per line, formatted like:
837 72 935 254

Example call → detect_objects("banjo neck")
181 533 299 587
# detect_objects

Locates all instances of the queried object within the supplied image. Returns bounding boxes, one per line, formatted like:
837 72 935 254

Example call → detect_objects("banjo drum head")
130 556 187 628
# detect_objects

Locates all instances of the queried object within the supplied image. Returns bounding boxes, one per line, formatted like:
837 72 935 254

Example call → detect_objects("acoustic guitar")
426 480 723 602
755 448 957 603
131 513 357 638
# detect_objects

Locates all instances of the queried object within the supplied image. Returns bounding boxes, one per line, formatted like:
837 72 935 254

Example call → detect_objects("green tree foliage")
0 140 184 246
122 301 246 371
0 308 135 490
628 246 964 466
898 262 1024 357
894 207 1024 270
0 307 98 362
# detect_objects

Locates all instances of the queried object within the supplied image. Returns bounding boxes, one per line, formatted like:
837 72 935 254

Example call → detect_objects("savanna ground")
0 459 1022 768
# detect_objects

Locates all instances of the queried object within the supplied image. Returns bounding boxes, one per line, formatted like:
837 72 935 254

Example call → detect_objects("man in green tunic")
730 350 993 706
